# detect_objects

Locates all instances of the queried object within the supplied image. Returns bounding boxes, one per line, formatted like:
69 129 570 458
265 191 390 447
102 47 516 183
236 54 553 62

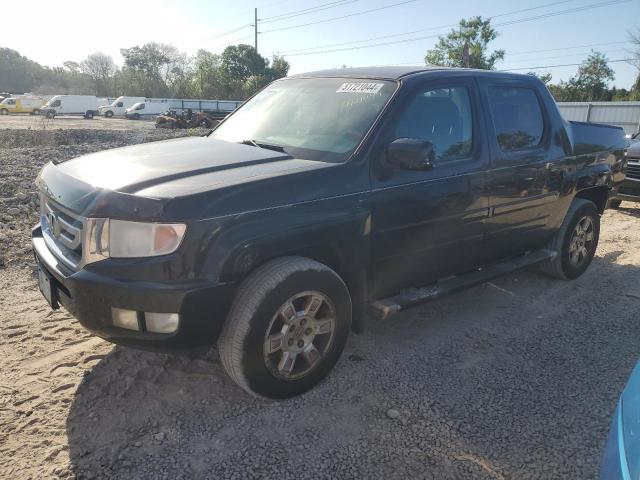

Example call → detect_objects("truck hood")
52 136 317 194
37 136 340 220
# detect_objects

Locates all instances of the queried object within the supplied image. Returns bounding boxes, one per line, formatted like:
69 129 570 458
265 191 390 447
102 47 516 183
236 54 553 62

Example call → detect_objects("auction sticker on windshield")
337 83 384 94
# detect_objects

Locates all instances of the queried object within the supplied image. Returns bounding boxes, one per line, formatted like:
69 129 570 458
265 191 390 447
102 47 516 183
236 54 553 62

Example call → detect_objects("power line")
500 58 632 71
209 34 255 50
269 0 578 55
201 23 253 42
261 0 363 23
274 0 630 56
378 44 632 67
497 49 629 66
261 0 420 34
509 41 632 56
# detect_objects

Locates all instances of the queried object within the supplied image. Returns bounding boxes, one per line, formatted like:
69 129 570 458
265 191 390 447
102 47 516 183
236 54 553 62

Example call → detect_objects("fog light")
145 312 179 334
111 307 140 331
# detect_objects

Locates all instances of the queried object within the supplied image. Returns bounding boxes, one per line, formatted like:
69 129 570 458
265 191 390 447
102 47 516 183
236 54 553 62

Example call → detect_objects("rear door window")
487 87 544 151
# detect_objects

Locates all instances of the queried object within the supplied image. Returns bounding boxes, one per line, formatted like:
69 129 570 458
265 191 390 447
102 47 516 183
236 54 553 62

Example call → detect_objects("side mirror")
386 138 435 171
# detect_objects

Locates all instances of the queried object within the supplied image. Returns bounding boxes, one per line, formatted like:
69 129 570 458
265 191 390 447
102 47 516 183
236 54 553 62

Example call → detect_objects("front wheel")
104 110 114 118
218 257 352 399
608 199 622 209
540 198 600 280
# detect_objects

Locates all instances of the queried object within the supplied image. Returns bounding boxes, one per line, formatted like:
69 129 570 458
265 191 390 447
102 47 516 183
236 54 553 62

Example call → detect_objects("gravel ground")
0 115 156 131
1 128 639 479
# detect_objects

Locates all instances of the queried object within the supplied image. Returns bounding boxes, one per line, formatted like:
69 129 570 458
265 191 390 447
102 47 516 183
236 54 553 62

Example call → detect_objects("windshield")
47 99 61 107
110 97 124 107
211 77 396 162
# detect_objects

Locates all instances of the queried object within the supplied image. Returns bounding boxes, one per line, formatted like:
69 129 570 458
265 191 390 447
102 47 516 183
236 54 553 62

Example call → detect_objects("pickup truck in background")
609 140 639 208
32 67 627 398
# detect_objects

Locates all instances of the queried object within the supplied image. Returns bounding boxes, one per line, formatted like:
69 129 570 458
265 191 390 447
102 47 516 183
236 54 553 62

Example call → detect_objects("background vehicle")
125 101 170 119
0 96 45 115
609 141 640 208
32 68 627 399
155 109 215 129
600 360 640 480
99 96 145 117
40 95 109 119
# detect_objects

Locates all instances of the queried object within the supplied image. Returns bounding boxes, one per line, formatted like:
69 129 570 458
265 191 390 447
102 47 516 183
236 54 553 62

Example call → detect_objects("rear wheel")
218 257 352 399
540 199 600 280
84 111 94 119
0 109 8 115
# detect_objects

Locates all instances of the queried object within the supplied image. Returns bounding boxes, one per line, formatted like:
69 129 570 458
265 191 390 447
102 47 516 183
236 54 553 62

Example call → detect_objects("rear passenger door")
369 78 490 297
478 79 561 259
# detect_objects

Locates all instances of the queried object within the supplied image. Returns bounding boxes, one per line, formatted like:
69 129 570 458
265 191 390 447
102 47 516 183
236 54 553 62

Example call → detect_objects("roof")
289 66 532 81
289 66 445 80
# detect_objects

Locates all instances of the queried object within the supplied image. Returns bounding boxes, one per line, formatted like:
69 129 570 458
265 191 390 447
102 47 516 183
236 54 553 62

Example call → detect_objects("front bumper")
32 223 236 352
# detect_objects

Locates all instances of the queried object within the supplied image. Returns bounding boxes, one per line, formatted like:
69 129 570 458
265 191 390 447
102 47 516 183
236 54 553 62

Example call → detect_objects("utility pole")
254 8 258 53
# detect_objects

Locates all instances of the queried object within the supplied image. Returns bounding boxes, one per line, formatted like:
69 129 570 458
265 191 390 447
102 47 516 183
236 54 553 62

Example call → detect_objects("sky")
3 0 639 88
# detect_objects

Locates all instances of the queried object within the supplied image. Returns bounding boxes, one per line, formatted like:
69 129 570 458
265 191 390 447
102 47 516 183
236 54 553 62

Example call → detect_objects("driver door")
369 78 490 297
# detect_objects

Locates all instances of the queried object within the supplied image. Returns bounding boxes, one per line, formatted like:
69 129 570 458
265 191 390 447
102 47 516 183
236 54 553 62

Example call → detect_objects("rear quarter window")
487 86 545 152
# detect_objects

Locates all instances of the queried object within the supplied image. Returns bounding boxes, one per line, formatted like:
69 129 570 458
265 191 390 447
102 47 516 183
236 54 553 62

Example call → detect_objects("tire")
218 256 352 399
46 110 55 119
0 109 8 115
84 111 94 119
104 110 114 118
540 198 600 280
608 199 622 209
32 109 40 116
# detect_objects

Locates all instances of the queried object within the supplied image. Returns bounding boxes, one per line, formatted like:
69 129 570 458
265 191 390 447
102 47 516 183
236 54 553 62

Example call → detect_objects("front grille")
626 160 640 180
40 194 85 270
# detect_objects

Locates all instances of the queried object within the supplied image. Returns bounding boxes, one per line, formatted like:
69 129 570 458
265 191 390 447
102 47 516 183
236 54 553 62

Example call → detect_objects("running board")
368 249 557 321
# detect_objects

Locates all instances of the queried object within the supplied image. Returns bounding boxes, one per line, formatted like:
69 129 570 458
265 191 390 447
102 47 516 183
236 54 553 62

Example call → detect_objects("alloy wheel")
263 291 336 380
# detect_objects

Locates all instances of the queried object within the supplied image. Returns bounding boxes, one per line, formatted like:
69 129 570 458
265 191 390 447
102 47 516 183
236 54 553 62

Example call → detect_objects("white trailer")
99 96 146 117
40 95 110 119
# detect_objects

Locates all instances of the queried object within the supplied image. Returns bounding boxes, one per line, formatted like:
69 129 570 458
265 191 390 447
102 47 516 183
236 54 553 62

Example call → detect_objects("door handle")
545 162 561 173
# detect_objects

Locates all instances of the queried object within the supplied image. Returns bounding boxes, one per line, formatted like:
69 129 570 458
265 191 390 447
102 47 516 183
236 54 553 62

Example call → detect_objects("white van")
40 95 107 119
99 96 146 118
125 101 169 119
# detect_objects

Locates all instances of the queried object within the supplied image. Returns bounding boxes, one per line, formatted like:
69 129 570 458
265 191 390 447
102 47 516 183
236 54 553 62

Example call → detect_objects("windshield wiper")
240 139 286 153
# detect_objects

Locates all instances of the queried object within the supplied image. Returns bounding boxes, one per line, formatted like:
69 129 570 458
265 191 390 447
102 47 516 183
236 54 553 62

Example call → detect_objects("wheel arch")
209 210 371 333
575 186 609 213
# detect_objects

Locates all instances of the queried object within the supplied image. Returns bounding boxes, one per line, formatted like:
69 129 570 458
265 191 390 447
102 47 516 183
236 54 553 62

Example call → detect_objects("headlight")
109 220 186 258
84 219 186 262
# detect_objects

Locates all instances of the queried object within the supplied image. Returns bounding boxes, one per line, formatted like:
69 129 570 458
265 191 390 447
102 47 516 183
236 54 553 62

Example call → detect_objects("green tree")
425 16 505 70
573 51 614 101
120 42 180 96
527 72 552 85
546 51 615 102
221 44 267 81
80 52 117 96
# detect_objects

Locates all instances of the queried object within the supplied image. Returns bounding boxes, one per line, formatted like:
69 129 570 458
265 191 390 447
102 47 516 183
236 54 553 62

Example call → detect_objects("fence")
557 102 640 135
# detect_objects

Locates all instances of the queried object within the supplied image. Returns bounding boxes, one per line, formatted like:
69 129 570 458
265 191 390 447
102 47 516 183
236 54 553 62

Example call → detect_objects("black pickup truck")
32 67 627 398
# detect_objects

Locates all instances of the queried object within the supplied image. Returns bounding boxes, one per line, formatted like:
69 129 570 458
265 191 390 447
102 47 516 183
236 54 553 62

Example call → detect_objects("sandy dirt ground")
0 115 156 131
1 128 639 479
